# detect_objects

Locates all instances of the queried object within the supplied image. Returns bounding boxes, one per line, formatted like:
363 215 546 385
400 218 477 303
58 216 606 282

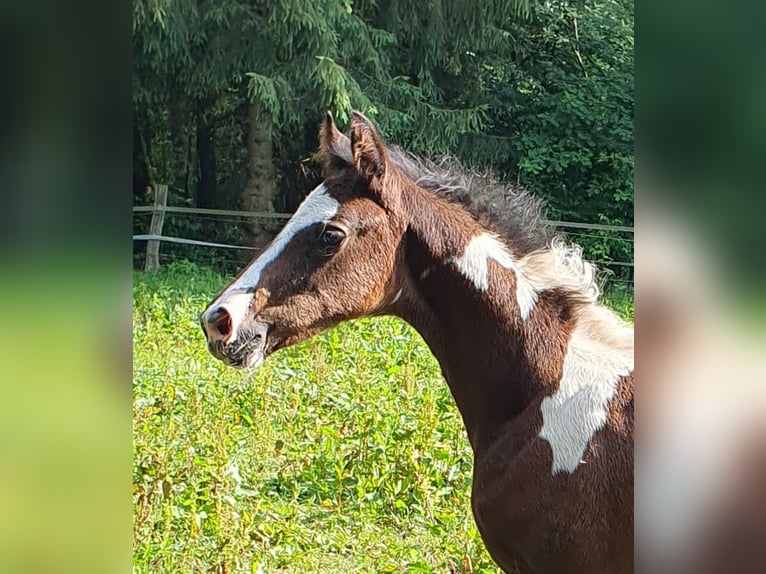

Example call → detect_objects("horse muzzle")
201 307 272 369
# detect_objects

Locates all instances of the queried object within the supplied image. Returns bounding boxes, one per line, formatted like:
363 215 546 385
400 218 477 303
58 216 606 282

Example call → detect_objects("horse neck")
393 184 574 452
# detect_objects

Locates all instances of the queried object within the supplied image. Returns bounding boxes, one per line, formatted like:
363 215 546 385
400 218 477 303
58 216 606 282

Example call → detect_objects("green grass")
133 261 634 573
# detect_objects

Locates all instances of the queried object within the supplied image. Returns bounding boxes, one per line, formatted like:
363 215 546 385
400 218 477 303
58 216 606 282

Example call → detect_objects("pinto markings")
539 305 634 473
450 232 538 320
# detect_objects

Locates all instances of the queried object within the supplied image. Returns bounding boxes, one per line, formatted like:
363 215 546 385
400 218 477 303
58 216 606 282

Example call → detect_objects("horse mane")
386 146 603 307
388 147 549 254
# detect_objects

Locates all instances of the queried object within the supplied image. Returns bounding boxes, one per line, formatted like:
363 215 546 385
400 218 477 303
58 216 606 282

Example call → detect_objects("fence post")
144 184 168 272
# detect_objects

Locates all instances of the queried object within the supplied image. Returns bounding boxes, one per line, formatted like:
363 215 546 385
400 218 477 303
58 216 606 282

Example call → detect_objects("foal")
201 111 634 573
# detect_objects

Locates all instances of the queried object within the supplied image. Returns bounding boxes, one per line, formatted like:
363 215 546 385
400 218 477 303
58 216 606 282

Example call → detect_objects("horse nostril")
213 308 231 336
203 307 232 341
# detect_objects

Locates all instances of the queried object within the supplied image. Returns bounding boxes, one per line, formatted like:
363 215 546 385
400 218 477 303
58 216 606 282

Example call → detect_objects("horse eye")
321 226 345 246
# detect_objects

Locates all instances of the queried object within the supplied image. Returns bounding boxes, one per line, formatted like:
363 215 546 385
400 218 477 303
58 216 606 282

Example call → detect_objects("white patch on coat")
450 233 537 319
538 305 634 473
390 288 403 304
202 183 339 339
451 233 600 321
450 232 631 474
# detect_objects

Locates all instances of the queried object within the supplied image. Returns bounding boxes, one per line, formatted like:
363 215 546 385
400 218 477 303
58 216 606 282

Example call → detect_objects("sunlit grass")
133 261 633 573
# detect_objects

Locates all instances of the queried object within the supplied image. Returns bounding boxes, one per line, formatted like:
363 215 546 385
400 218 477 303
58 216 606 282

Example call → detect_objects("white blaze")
202 183 340 339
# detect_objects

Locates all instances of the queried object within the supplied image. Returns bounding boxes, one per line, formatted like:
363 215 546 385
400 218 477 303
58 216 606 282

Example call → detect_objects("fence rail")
132 205 291 220
133 204 633 234
133 194 633 277
132 234 260 251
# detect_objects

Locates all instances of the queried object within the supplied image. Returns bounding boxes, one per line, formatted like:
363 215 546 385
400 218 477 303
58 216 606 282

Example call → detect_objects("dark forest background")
133 0 633 279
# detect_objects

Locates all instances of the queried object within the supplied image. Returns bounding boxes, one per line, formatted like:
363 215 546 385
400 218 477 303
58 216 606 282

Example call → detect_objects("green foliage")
486 0 634 268
133 262 633 572
509 1 633 216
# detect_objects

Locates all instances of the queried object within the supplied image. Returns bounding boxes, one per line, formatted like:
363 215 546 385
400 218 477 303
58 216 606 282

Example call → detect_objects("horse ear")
319 111 352 172
349 111 388 187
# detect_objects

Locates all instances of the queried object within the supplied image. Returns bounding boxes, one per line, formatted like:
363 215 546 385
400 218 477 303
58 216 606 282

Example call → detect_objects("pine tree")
133 0 533 220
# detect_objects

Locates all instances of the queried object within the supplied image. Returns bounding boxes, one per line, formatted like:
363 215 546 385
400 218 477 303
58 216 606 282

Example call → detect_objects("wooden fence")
133 186 634 277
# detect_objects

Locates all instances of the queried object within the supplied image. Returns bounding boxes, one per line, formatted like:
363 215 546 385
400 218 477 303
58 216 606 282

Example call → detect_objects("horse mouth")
209 326 275 370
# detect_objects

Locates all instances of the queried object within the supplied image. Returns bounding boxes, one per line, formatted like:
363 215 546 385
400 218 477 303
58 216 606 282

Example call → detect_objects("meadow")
133 261 633 573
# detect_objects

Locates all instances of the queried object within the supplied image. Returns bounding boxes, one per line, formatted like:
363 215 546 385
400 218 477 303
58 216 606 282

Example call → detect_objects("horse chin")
221 345 264 370
237 333 282 370
216 334 270 370
242 347 266 370
228 331 309 369
242 338 275 371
